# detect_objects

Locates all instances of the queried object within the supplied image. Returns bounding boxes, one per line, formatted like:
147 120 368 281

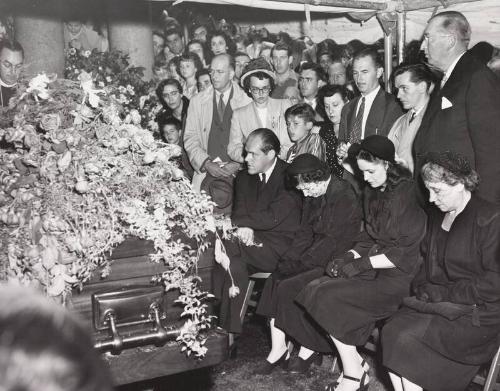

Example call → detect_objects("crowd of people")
175 10 500 391
1 7 500 391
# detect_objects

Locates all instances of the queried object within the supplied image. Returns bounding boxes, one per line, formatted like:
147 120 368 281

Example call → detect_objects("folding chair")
228 272 271 347
472 344 500 391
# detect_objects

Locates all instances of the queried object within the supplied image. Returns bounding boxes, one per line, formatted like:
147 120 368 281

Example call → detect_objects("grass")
118 311 487 390
118 314 392 391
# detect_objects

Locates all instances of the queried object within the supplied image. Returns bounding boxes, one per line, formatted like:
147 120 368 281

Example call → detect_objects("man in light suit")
184 54 251 191
388 63 435 174
228 57 292 162
414 11 500 205
215 128 301 334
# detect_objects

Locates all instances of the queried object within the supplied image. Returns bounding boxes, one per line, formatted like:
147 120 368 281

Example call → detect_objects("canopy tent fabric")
164 0 500 46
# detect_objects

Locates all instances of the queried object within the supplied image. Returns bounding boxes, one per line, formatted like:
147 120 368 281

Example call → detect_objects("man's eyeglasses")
1 61 23 72
250 86 271 95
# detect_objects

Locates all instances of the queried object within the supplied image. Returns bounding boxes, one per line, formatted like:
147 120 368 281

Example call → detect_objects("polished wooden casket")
71 237 228 385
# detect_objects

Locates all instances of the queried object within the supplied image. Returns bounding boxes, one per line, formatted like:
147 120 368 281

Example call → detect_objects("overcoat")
413 52 500 205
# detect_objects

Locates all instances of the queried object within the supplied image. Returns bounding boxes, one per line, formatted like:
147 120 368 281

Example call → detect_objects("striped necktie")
349 97 365 144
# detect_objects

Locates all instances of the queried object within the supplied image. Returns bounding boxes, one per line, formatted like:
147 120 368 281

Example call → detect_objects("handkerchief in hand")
441 96 453 109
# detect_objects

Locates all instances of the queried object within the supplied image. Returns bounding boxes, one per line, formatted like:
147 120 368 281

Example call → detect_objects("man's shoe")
287 352 322 373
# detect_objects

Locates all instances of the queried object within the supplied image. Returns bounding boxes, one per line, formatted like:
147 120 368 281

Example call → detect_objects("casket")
71 237 228 386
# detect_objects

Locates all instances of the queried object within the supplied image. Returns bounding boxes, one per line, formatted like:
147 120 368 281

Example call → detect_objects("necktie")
261 173 266 184
409 111 416 124
349 97 365 144
218 92 225 120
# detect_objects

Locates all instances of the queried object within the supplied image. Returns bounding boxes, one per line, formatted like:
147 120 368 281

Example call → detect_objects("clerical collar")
0 76 17 88
259 158 277 183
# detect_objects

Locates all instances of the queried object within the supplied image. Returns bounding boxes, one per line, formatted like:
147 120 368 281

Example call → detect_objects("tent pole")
397 12 405 65
384 32 393 93
269 0 386 10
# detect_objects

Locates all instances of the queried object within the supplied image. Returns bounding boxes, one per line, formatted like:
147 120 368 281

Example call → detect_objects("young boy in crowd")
285 103 326 163
157 114 193 179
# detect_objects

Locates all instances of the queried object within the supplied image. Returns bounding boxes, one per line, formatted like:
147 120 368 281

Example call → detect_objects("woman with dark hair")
209 30 235 56
187 39 210 68
178 52 203 99
155 78 189 130
295 136 426 391
254 153 362 375
317 84 354 178
382 151 500 391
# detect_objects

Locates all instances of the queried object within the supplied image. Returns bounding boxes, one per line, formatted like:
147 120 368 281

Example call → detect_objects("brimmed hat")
349 135 395 163
240 57 276 87
422 151 473 178
287 153 329 175
200 174 234 215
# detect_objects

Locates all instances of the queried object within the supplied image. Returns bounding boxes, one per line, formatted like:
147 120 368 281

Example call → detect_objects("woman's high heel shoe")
253 349 290 375
325 372 369 391
331 359 370 388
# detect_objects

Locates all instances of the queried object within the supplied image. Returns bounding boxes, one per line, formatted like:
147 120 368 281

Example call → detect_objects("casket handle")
94 302 180 355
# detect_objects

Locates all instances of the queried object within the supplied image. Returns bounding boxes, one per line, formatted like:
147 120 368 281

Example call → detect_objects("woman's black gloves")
325 253 373 278
415 283 450 302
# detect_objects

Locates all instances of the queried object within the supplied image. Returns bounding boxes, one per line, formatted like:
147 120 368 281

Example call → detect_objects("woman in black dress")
296 136 426 391
382 152 500 391
316 85 354 179
254 154 362 375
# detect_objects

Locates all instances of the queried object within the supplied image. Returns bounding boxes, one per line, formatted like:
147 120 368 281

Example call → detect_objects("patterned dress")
318 121 344 179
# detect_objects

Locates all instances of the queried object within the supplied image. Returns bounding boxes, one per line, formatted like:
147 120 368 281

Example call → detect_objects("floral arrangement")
0 70 216 358
64 48 162 133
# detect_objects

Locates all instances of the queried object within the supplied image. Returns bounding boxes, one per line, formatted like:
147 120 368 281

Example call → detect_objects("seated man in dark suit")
214 128 302 334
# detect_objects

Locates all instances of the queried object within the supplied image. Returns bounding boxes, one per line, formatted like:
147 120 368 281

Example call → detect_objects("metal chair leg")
483 345 500 391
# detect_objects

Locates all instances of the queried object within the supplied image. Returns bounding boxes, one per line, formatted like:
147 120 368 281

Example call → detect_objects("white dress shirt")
356 85 380 139
259 157 277 183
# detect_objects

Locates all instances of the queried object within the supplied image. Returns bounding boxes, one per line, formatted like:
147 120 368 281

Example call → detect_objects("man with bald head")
214 128 301 334
184 53 251 191
413 11 500 205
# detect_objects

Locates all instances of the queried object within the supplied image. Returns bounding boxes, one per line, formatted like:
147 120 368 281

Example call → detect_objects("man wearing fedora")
214 128 302 334
227 57 292 163
184 53 251 191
